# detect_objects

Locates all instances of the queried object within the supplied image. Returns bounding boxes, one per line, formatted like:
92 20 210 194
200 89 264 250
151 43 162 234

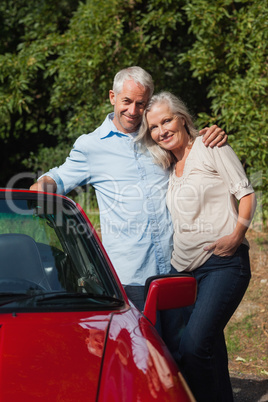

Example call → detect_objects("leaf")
235 356 246 362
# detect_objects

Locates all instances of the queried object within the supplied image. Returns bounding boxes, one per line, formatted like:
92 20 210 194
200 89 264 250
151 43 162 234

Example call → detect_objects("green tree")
179 0 268 222
1 0 201 186
0 0 80 185
0 0 266 222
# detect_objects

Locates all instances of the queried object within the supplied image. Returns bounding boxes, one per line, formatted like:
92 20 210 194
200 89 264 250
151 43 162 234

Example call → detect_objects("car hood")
0 310 112 401
0 308 193 402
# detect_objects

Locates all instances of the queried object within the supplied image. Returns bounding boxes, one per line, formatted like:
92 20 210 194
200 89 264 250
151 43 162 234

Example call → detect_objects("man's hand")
199 125 227 148
30 176 57 193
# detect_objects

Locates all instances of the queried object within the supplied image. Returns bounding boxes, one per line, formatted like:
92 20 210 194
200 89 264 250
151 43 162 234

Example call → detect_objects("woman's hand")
204 193 257 257
204 234 242 257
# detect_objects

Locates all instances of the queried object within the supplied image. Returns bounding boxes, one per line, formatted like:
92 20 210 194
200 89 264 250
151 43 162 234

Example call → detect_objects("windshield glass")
0 193 123 311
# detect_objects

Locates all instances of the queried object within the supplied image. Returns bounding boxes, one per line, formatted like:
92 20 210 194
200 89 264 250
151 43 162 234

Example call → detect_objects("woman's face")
146 102 188 153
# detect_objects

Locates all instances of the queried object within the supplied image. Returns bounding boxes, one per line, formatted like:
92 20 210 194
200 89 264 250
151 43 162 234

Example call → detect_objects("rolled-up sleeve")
38 134 91 195
206 143 254 200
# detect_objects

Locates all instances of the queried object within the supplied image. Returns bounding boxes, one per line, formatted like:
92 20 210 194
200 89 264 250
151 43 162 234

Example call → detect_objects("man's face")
109 80 150 134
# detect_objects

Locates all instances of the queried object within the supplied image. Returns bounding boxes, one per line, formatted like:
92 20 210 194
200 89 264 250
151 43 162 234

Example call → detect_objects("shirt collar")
101 113 139 139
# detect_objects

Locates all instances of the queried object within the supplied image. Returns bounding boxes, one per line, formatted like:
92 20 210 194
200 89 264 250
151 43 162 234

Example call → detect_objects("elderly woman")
136 91 256 402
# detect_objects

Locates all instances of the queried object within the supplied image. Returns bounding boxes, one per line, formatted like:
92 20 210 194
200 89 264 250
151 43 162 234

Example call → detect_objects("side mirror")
143 274 197 326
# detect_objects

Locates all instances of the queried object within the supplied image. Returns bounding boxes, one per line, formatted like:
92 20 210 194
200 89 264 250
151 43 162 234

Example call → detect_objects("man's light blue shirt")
43 113 173 285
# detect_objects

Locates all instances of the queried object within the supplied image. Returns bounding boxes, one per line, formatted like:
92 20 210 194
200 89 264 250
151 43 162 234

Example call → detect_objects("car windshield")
0 192 123 312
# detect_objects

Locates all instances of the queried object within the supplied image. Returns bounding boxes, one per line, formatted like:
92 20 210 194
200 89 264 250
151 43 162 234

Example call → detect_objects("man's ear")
109 90 116 106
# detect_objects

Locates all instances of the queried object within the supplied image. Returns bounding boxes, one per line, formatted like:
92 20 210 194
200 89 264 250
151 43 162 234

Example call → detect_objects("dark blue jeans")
123 285 145 312
178 244 251 402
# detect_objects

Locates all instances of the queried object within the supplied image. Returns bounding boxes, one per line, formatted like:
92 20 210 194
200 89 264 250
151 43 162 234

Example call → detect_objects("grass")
70 188 101 234
225 313 266 377
225 229 268 378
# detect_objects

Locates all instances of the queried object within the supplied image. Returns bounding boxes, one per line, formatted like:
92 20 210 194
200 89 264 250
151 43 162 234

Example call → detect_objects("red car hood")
0 308 193 402
0 310 112 401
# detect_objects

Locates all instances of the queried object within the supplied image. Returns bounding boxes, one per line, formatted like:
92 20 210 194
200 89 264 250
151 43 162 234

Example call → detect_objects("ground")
225 229 268 401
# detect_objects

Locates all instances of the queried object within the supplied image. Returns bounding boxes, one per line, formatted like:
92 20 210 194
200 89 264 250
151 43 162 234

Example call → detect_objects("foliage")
0 0 267 221
0 0 79 186
179 0 268 222
0 0 197 186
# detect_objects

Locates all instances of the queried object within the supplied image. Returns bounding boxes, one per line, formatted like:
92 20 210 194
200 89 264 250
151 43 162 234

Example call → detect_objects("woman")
136 92 256 402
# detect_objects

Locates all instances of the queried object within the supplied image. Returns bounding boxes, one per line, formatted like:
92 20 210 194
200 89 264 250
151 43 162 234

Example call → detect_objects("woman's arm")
204 192 257 256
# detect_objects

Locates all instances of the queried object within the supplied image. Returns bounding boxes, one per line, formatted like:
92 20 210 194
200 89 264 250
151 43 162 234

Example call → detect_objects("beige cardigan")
166 136 254 272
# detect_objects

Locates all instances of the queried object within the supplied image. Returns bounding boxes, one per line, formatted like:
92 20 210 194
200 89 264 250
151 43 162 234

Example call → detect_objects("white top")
166 137 254 272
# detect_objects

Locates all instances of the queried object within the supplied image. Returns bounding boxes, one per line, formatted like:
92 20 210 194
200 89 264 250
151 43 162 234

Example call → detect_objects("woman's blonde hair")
136 91 198 169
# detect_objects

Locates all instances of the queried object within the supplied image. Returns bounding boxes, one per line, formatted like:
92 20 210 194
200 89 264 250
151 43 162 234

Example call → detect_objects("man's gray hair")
136 91 198 169
113 66 154 98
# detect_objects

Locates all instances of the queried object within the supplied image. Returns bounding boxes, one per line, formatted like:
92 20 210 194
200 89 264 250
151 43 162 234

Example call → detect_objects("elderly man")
30 66 226 361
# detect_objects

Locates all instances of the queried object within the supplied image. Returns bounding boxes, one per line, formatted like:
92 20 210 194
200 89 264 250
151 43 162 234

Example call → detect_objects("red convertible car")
0 189 196 401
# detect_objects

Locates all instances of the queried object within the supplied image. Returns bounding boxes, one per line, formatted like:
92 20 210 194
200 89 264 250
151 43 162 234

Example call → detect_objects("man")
30 67 226 349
